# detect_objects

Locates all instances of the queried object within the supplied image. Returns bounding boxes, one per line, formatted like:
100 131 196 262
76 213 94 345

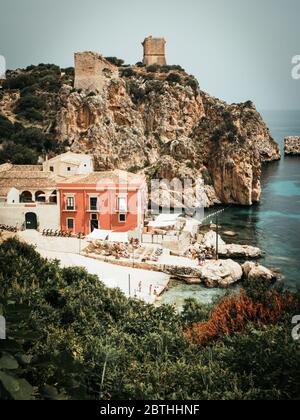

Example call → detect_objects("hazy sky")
1 0 300 110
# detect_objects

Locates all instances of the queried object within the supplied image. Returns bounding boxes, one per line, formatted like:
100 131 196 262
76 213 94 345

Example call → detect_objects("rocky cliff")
0 62 281 207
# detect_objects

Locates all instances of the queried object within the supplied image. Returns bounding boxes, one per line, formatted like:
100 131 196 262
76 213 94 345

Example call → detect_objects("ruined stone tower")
74 52 118 92
142 36 167 66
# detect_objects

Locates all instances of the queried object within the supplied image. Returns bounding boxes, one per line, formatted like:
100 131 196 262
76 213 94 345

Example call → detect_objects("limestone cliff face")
54 67 280 207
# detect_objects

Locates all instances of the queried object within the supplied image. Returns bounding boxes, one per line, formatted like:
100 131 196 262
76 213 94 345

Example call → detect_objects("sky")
0 0 300 110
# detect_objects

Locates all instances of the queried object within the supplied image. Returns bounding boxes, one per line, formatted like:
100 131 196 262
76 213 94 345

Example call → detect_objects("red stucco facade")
56 174 147 235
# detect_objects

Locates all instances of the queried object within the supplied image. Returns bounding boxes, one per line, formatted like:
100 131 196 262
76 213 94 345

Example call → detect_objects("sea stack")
284 136 300 155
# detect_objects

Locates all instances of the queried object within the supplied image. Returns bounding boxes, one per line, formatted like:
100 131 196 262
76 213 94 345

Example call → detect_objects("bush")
105 57 125 67
0 141 39 164
127 81 145 104
12 127 57 152
2 74 36 90
186 289 298 346
15 95 46 113
186 76 199 92
166 72 182 84
2 64 62 94
146 64 160 73
0 239 299 400
14 95 47 122
121 68 136 78
0 115 15 139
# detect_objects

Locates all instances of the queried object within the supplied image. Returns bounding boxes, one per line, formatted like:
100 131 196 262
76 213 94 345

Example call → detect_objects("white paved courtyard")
18 231 170 304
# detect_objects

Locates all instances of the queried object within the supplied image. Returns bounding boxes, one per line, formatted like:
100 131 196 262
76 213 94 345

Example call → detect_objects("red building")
56 170 147 236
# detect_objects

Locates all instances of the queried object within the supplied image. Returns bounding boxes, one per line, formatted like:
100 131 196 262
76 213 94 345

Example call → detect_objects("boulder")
199 259 243 288
199 230 262 259
220 244 262 259
242 261 277 282
200 230 226 249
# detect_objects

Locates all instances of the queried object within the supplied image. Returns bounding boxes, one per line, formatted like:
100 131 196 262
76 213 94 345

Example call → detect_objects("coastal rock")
198 230 262 259
199 230 226 249
199 259 243 288
220 244 262 259
242 261 277 282
284 136 300 156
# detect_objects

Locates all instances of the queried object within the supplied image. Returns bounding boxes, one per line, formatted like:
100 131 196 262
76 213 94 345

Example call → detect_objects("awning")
108 232 129 243
148 213 182 228
87 229 112 241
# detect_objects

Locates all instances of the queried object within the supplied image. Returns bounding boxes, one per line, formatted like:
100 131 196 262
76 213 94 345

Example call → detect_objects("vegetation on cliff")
0 238 299 400
0 61 280 205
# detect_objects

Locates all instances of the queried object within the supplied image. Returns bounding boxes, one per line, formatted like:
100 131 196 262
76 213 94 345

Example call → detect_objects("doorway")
25 213 38 230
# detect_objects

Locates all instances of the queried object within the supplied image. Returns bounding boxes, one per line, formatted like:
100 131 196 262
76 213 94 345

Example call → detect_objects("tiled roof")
47 151 92 163
0 164 63 195
57 170 145 186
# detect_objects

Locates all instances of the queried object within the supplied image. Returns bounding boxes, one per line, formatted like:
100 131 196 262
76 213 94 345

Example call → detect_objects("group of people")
191 249 206 266
134 281 160 298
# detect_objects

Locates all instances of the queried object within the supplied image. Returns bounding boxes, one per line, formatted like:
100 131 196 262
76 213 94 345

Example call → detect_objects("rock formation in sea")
284 136 300 155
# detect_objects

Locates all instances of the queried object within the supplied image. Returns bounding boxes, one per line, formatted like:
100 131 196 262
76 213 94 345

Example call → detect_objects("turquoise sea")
159 110 300 309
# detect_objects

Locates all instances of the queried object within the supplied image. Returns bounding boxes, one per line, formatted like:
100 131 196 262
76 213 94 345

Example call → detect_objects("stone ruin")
74 37 167 92
74 51 118 93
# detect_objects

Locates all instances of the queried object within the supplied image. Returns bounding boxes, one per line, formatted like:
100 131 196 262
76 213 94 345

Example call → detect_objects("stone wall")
0 204 60 230
74 52 118 92
142 37 166 66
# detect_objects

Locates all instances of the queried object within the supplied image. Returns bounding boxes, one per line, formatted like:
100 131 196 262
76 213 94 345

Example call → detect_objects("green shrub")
166 72 182 84
186 76 199 92
0 239 299 400
0 141 39 164
121 68 136 78
105 57 125 67
2 74 36 90
15 95 46 113
146 64 160 73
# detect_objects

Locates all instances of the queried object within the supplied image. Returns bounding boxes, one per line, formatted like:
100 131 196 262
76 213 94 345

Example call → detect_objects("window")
118 196 127 213
67 167 71 172
91 213 98 221
90 197 98 211
67 219 74 230
119 213 127 223
66 196 75 210
50 166 54 172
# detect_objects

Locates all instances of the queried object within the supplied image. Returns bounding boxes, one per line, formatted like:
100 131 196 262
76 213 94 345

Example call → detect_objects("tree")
0 142 38 164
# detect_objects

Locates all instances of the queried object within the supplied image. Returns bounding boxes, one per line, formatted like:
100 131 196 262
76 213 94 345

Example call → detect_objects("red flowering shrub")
186 289 297 346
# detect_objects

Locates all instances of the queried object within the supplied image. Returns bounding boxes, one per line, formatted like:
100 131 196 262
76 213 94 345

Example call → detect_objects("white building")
43 151 94 177
0 152 94 231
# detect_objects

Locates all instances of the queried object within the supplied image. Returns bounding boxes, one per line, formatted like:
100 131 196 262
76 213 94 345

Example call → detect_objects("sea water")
159 110 300 309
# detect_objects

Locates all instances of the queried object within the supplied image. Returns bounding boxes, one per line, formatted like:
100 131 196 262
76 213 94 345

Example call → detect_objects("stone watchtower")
142 36 167 66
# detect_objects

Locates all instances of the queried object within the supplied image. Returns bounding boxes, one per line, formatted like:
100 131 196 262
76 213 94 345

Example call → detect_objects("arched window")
20 191 33 203
35 191 46 203
49 190 57 204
